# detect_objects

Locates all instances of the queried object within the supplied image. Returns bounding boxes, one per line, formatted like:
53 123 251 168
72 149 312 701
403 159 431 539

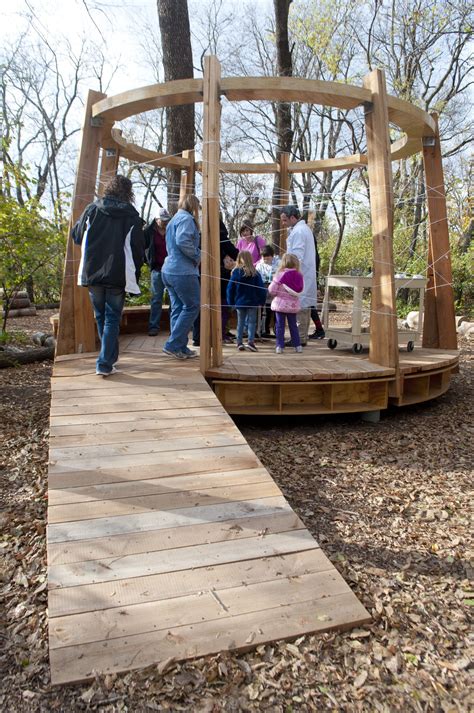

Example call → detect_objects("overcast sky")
2 0 274 95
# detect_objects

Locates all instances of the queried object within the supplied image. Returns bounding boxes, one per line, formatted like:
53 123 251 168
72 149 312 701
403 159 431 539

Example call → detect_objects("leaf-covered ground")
1 313 472 712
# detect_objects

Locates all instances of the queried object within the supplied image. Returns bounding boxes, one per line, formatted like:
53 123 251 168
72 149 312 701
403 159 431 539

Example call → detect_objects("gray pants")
296 307 311 345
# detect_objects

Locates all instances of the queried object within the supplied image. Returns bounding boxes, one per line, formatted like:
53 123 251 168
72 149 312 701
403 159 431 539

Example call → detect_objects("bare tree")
157 0 195 212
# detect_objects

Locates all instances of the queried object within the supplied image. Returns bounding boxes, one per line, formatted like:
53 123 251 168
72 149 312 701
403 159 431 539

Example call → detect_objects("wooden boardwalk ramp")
47 342 370 685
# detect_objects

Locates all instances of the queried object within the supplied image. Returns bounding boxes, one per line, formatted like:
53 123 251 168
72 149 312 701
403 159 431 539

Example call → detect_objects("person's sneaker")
183 347 198 358
309 328 326 340
192 340 200 347
276 346 283 354
96 366 118 376
148 328 159 336
246 342 258 352
285 339 307 347
237 343 246 351
295 345 303 353
223 335 234 344
162 347 187 360
225 331 235 339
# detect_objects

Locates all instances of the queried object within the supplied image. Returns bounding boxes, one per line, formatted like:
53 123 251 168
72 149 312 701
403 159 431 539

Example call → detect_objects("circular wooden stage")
204 340 459 416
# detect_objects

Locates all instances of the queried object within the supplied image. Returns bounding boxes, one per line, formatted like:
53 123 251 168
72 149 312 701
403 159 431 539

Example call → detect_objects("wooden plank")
49 434 247 471
422 114 457 349
49 417 233 446
48 481 281 524
48 547 326 618
50 590 369 684
56 89 105 356
49 405 225 429
50 383 212 404
50 393 217 416
48 467 271 505
47 495 289 543
49 530 317 589
50 569 347 650
179 149 195 201
363 69 399 376
48 510 304 565
97 131 120 195
48 444 260 488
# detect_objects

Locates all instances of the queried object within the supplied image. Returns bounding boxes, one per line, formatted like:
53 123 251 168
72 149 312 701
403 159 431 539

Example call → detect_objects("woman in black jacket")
72 175 144 376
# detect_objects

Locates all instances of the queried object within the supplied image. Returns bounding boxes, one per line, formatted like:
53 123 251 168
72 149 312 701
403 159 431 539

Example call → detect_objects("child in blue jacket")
226 250 266 352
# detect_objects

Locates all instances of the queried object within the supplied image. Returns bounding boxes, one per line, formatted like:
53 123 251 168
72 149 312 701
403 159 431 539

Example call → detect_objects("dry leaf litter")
1 311 472 712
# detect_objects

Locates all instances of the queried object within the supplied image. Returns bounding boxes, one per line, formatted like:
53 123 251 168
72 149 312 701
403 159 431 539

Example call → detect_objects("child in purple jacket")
268 253 304 353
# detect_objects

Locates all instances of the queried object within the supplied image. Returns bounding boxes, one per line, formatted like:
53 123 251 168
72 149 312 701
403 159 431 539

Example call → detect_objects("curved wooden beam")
108 128 190 169
195 155 367 175
92 78 204 122
220 77 369 111
287 154 368 173
92 75 437 170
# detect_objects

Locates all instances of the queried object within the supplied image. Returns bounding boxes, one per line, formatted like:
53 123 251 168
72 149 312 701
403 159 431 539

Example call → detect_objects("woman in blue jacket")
161 194 201 359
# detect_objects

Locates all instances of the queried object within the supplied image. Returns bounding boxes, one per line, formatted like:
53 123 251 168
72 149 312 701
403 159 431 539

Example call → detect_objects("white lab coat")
286 220 317 309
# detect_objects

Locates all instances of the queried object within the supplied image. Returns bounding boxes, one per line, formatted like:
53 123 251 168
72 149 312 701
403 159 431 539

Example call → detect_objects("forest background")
1 0 473 326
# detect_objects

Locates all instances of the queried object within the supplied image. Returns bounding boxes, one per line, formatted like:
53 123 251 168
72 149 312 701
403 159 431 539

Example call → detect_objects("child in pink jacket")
268 253 304 353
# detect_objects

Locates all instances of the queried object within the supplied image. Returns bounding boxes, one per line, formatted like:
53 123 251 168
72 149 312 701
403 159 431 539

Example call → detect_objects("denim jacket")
162 210 201 275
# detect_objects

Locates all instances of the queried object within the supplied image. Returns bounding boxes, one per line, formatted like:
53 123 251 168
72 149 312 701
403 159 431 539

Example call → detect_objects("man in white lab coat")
280 205 317 346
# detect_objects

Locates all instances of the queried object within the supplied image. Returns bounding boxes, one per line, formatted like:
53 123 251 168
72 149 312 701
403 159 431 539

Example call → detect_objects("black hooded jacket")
72 197 145 293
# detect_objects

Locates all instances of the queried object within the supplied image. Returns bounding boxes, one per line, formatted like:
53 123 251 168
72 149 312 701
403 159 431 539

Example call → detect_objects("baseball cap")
157 207 171 221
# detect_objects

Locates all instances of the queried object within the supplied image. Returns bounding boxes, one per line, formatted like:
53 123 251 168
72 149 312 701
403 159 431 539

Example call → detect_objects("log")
9 298 32 310
0 346 54 368
2 307 37 318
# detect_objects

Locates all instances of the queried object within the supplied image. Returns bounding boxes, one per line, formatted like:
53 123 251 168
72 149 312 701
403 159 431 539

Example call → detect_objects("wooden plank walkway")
48 338 370 685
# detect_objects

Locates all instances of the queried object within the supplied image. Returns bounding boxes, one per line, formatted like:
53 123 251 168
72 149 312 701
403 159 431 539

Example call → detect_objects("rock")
457 321 474 336
31 332 46 346
43 335 56 349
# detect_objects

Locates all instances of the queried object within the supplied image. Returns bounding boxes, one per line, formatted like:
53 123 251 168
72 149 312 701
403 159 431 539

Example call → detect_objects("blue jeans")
236 307 257 344
162 272 200 353
149 270 165 331
88 286 125 373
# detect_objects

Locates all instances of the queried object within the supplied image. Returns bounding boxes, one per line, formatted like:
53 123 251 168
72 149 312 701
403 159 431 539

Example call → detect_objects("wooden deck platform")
47 338 371 685
206 338 459 415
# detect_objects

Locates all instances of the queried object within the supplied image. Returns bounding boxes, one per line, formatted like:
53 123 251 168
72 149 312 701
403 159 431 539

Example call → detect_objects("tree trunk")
157 0 195 213
272 0 294 252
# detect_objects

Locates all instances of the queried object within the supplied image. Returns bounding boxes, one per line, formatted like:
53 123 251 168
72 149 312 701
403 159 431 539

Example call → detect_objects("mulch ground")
1 313 472 712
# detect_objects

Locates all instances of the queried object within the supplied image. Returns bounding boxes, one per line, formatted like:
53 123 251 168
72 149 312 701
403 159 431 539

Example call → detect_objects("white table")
322 275 427 353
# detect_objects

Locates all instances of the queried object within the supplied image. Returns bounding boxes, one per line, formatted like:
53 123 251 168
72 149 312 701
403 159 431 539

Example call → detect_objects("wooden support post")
363 70 399 373
422 114 457 349
179 149 195 201
200 56 222 374
97 127 120 196
278 152 290 252
56 89 105 356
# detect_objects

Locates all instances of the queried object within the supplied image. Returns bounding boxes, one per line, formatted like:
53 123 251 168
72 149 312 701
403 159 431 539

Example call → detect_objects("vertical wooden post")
97 128 120 197
278 152 290 252
56 89 105 356
422 114 457 349
200 56 222 373
363 70 399 372
179 149 195 202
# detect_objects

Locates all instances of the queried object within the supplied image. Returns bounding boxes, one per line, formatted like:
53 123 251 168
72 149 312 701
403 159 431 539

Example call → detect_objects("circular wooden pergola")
56 56 458 414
